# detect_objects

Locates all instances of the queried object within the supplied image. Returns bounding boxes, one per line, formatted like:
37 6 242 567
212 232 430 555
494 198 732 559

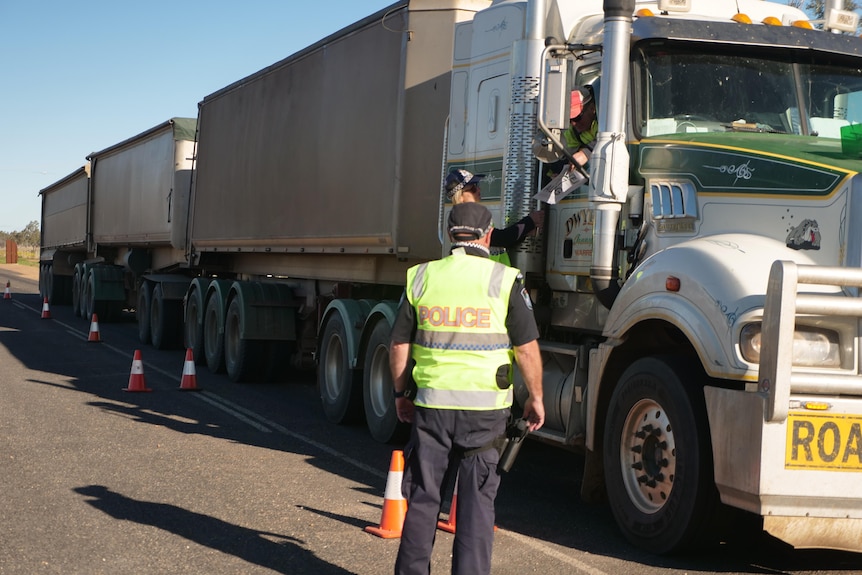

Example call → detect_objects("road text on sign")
785 412 862 471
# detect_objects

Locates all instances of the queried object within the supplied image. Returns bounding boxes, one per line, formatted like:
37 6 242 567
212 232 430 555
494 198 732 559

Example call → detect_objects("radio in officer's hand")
498 418 529 473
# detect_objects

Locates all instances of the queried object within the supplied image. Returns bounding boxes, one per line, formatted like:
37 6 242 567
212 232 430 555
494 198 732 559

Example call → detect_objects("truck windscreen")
635 43 862 139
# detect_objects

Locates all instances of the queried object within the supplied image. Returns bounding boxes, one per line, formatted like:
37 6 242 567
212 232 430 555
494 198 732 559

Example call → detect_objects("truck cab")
444 0 862 553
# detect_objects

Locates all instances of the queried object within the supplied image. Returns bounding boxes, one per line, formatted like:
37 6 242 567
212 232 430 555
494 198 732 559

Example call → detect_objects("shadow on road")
74 485 354 575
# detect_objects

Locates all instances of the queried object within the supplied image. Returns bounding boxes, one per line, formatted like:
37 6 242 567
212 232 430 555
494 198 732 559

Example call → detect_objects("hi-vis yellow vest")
406 249 519 410
564 119 598 150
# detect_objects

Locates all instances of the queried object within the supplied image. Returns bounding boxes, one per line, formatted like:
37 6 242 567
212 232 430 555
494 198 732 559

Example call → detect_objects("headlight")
739 323 841 367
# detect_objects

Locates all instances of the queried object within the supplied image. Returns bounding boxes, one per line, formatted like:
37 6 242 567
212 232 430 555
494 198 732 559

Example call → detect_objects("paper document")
534 166 587 204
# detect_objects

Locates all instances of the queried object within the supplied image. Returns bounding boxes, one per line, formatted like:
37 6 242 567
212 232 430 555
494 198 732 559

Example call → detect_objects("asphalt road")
2 264 862 574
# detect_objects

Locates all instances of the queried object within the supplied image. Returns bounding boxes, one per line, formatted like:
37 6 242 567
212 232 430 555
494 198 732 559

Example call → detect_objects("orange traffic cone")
40 297 51 319
437 478 459 533
3 281 10 300
365 450 407 539
178 348 201 391
88 314 101 342
123 350 152 392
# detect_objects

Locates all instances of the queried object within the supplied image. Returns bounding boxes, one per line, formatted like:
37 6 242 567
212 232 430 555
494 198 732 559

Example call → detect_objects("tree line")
787 0 862 24
0 221 41 248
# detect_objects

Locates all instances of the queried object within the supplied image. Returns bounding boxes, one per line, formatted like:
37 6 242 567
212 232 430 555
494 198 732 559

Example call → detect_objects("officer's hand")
395 397 415 423
522 396 545 432
528 210 544 234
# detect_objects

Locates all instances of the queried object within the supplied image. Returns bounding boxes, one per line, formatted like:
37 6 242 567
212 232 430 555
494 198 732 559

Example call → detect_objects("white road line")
195 392 386 480
500 530 612 575
193 392 272 433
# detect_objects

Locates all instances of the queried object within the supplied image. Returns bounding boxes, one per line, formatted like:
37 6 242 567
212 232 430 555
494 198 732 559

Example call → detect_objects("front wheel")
363 320 408 444
603 356 719 554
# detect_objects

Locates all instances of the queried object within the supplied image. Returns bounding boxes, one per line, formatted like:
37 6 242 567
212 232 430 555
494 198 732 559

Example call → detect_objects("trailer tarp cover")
170 117 197 142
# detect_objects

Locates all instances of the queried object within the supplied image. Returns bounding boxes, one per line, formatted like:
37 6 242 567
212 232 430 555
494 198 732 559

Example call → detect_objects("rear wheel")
72 266 83 317
363 320 408 443
603 356 719 554
204 295 226 373
318 313 362 424
39 264 49 301
82 271 96 321
224 297 263 382
184 288 205 364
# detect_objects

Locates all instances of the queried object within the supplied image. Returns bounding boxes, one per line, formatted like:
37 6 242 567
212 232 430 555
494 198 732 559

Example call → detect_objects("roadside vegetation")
1 220 40 267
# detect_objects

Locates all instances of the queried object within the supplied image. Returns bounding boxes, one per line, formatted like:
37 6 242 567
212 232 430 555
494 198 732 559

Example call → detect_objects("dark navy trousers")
394 406 508 575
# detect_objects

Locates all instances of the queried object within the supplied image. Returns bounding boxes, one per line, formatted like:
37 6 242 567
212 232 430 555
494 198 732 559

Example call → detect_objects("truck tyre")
151 283 181 350
603 356 719 554
44 265 64 305
363 320 408 443
184 288 205 364
224 297 261 382
48 267 71 306
204 295 226 374
39 264 49 301
82 270 94 321
72 266 83 317
137 282 153 345
318 314 363 424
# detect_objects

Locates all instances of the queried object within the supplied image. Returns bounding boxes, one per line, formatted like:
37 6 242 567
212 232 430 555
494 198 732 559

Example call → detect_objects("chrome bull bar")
760 260 862 423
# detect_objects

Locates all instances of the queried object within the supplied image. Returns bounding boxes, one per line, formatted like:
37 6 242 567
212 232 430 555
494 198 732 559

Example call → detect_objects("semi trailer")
39 118 196 346
41 0 862 554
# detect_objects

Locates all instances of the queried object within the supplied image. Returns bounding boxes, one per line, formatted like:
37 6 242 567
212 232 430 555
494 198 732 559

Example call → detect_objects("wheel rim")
367 342 391 419
619 398 677 514
322 332 344 402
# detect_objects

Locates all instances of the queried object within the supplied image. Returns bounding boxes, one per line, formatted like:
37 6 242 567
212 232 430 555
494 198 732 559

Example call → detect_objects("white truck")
40 0 862 554
442 0 862 553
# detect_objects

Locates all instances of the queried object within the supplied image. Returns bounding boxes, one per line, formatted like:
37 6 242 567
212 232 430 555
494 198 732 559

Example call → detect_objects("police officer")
389 202 545 575
444 169 544 266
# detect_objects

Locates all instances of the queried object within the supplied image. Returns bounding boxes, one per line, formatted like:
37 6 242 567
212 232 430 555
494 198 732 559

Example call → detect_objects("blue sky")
0 0 394 232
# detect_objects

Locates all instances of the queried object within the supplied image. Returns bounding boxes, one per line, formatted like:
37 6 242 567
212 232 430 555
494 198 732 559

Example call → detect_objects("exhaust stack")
590 0 635 308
